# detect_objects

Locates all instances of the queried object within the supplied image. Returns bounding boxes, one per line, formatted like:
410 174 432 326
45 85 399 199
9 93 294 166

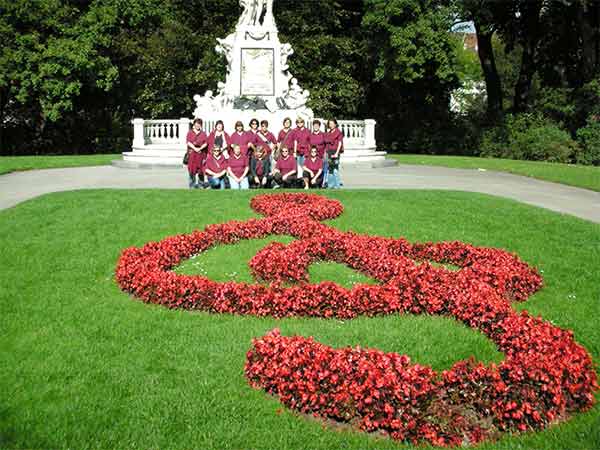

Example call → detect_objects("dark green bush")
575 117 600 165
480 113 578 163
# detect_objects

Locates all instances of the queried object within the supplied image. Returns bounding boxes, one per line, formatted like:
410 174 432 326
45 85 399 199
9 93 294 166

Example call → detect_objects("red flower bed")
115 193 598 447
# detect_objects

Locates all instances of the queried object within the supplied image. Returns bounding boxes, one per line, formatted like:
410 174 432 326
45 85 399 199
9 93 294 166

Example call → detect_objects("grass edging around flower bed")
1 189 598 449
388 154 600 192
0 154 120 175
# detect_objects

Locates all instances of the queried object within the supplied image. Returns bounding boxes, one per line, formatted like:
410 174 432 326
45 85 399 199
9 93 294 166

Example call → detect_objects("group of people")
185 117 344 190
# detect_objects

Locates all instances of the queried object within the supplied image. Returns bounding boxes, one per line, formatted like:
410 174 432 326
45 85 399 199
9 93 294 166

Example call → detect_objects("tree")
362 0 460 150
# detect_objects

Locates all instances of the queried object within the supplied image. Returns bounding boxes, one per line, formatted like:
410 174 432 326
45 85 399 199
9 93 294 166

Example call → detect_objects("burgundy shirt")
204 154 226 174
207 130 230 151
325 127 344 153
254 158 266 177
256 130 277 153
293 127 311 156
309 131 326 158
276 155 296 176
227 154 248 178
230 131 253 154
186 129 207 149
277 128 295 150
304 157 323 174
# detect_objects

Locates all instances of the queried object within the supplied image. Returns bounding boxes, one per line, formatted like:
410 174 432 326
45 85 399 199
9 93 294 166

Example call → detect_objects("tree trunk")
0 89 6 154
474 22 503 120
513 1 543 112
578 0 600 83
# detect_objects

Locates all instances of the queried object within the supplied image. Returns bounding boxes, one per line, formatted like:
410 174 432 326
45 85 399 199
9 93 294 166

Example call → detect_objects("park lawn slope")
0 154 119 175
0 189 598 449
389 154 600 192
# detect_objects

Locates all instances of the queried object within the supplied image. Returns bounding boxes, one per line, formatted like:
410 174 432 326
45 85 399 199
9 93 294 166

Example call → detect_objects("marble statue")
192 0 313 118
193 91 216 118
238 0 273 27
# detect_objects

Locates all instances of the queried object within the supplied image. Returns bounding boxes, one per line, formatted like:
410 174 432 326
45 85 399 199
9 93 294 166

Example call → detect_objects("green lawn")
0 154 119 175
389 154 600 192
1 190 599 449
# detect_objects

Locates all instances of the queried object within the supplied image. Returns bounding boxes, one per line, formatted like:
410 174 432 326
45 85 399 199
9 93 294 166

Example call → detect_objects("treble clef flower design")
116 193 597 447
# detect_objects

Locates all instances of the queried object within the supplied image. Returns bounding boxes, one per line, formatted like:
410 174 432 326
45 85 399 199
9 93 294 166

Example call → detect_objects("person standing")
276 117 294 161
230 120 253 156
246 118 260 155
309 119 326 186
325 118 344 189
208 120 230 158
256 120 277 156
292 117 310 175
186 118 208 188
227 144 250 189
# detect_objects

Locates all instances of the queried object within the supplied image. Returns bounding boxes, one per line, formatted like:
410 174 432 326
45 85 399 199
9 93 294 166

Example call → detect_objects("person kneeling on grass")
272 147 298 188
227 144 249 190
302 146 323 189
204 146 228 189
250 146 272 189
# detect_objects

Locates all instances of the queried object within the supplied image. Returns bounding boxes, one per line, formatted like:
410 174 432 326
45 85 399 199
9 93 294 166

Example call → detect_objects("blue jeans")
207 176 226 189
296 155 305 175
228 176 249 190
321 159 329 187
327 167 341 189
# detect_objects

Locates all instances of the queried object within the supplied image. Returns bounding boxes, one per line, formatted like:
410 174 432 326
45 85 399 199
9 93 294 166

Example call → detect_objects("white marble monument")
123 0 387 167
192 0 313 123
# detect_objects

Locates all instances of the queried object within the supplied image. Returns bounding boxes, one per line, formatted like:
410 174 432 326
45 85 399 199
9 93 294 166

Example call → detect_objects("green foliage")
531 86 575 127
276 1 367 118
481 113 579 163
575 116 600 166
452 35 483 83
363 0 458 86
362 0 461 152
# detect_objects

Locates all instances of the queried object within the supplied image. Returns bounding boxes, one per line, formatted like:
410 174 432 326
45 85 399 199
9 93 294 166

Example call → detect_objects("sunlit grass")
1 189 598 449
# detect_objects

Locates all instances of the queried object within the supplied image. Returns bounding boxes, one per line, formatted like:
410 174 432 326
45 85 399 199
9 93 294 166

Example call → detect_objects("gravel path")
1 164 599 223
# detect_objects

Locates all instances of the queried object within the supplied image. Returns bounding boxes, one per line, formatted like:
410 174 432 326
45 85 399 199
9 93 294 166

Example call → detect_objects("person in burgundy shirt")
227 144 250 190
256 120 277 156
186 118 208 188
207 120 230 157
325 118 344 189
309 119 326 158
250 146 272 188
204 146 228 189
272 147 298 188
293 117 311 159
246 118 260 155
230 121 254 155
302 146 323 189
276 117 294 161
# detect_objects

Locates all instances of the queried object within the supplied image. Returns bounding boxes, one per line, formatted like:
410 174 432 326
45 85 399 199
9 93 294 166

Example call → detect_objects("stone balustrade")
132 117 376 148
124 116 385 166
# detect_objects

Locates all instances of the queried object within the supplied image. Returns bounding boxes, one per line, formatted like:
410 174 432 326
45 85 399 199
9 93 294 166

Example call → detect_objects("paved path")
1 164 599 223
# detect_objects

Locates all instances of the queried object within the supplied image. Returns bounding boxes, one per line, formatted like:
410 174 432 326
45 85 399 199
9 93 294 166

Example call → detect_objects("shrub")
480 113 578 163
575 117 600 165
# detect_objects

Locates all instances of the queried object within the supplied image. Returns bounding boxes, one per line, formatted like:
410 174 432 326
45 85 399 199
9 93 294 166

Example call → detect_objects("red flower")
115 193 598 447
